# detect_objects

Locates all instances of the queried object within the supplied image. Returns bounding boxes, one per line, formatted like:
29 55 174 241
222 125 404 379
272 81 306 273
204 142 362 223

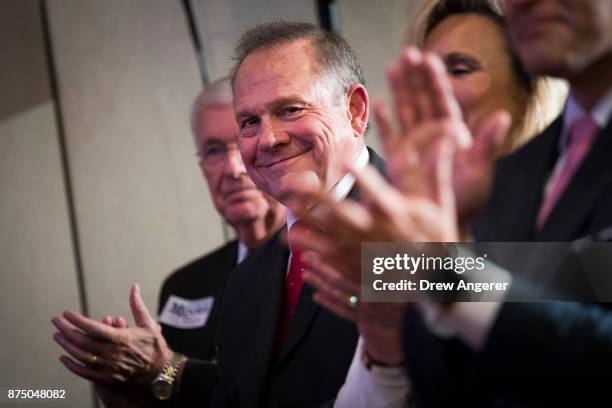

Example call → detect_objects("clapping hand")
52 284 171 407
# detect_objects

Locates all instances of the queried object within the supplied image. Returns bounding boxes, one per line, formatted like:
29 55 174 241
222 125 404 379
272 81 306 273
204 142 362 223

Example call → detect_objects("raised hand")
376 47 511 228
290 131 456 364
52 284 172 387
302 251 405 365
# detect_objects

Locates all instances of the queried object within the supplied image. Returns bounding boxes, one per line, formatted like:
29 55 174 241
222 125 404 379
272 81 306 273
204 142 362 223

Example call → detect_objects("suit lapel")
226 240 240 269
496 118 562 241
237 231 288 403
347 147 387 201
277 283 319 361
537 119 612 240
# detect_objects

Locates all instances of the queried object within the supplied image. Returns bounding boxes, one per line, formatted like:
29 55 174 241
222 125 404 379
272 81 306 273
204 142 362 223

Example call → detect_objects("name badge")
158 295 214 329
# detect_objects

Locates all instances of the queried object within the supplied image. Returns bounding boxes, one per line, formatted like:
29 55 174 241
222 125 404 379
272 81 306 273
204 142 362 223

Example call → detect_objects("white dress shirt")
237 241 249 264
334 338 410 408
285 146 369 271
286 146 369 230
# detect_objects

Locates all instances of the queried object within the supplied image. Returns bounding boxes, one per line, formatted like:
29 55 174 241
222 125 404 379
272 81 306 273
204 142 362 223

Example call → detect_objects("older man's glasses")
197 142 240 167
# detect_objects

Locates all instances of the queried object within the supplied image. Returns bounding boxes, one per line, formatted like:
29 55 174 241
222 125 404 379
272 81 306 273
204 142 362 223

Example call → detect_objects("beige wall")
191 0 318 81
0 0 90 406
337 0 424 153
45 0 225 320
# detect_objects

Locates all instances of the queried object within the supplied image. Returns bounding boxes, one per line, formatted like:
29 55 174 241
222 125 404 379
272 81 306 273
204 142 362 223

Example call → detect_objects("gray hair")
230 21 365 99
190 76 233 138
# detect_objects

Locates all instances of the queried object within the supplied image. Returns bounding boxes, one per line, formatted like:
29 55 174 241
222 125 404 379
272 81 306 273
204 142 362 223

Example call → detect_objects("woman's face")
423 14 527 140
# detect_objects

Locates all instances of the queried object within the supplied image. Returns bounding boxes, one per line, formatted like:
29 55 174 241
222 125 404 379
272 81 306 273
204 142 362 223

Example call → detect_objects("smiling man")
212 22 384 407
233 31 369 206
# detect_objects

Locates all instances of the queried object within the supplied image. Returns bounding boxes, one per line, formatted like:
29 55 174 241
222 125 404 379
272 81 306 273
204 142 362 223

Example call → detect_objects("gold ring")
88 354 100 364
348 295 359 309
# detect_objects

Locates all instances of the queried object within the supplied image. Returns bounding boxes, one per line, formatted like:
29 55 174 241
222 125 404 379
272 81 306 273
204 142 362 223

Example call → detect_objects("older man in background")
51 77 285 406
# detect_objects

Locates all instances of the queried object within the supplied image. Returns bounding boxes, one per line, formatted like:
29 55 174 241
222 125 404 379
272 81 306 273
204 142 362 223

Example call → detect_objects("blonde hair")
406 0 567 151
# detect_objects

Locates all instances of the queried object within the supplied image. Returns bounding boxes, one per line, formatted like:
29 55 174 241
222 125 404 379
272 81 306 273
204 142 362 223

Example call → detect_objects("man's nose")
223 148 246 178
257 117 289 150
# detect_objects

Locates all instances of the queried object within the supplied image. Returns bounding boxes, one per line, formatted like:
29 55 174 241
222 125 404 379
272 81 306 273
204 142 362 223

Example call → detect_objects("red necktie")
274 222 309 353
537 116 599 228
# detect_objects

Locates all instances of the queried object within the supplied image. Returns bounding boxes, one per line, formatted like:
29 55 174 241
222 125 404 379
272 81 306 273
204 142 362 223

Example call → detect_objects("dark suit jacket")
158 240 238 406
403 113 612 406
213 147 385 408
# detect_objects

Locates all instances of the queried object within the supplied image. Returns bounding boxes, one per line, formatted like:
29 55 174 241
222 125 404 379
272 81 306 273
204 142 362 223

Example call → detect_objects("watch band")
361 346 404 371
151 352 187 400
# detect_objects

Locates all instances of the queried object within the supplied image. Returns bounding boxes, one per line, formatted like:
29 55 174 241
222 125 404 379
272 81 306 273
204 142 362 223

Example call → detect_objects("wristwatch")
361 346 403 371
151 352 187 400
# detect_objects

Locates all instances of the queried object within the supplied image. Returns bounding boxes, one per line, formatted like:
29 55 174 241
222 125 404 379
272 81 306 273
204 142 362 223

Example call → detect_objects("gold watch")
151 352 187 400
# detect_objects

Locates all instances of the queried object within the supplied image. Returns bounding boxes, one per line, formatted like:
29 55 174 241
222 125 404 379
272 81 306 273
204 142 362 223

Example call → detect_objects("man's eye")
203 146 225 157
279 106 302 116
240 117 259 128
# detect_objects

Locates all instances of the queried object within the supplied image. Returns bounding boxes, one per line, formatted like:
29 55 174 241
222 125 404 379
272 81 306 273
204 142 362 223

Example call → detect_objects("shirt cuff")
334 337 410 408
419 254 513 349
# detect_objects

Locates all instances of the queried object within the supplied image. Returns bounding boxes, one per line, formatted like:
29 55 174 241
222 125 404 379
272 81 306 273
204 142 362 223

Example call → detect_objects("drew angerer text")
373 279 509 293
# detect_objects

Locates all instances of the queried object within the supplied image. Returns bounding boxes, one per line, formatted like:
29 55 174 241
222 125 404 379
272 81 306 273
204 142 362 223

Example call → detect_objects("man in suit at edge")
397 0 612 406
212 22 384 407
51 77 285 406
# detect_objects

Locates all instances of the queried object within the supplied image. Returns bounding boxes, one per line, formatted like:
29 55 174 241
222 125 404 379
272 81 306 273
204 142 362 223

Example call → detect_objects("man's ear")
346 84 369 137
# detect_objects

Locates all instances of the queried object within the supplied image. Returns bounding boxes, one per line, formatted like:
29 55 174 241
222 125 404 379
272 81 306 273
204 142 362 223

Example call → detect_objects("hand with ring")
88 354 100 365
299 250 405 366
52 284 174 406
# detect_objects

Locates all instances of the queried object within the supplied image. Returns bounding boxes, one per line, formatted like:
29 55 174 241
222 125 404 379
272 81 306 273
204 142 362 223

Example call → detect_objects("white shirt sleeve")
418 253 512 349
419 300 503 350
334 337 410 408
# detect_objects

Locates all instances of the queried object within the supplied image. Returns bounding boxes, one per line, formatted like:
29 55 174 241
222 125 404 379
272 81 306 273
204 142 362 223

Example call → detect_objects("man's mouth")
223 187 257 202
256 148 311 168
514 12 569 40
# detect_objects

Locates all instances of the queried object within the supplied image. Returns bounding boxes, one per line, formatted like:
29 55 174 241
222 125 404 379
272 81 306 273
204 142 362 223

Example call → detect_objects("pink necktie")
275 222 310 353
537 116 599 227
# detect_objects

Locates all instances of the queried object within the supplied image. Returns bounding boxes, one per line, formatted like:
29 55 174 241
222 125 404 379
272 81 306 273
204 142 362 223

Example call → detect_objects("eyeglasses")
197 142 240 167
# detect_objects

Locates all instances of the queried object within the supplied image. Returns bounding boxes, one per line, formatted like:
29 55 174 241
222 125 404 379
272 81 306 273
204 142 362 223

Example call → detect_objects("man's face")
195 104 274 225
233 39 361 205
505 0 612 78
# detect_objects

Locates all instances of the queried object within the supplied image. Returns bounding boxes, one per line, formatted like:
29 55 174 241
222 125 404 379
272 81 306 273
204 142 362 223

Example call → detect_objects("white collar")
286 146 370 230
561 87 612 148
237 241 249 264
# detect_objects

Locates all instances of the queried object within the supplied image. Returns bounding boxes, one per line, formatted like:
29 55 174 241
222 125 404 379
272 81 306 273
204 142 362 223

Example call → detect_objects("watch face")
151 380 173 400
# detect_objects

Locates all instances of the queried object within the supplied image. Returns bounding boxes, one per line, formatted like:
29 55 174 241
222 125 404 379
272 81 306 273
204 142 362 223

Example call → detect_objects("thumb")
130 283 155 328
474 110 512 161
